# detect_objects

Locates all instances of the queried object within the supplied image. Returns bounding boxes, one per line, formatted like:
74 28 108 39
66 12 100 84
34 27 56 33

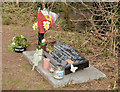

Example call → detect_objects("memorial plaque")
43 41 89 75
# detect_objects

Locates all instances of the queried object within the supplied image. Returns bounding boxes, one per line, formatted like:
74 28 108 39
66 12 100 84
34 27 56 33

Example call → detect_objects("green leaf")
8 45 14 52
37 45 41 50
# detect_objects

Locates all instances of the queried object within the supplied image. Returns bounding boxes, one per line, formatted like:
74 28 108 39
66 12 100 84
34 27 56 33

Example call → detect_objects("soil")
2 24 118 90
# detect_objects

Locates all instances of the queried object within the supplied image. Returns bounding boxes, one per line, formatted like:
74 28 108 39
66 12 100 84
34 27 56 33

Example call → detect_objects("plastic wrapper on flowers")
37 8 59 33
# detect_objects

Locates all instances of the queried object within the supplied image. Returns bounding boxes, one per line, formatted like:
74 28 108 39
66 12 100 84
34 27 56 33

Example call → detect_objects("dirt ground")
2 24 118 90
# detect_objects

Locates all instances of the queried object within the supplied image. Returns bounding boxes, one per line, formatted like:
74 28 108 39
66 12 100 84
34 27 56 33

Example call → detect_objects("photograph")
1 0 119 91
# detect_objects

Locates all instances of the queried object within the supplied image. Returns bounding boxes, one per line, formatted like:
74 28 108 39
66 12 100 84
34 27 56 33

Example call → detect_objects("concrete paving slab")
23 51 106 88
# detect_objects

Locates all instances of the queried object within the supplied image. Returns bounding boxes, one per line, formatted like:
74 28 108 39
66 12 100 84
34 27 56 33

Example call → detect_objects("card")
66 59 74 64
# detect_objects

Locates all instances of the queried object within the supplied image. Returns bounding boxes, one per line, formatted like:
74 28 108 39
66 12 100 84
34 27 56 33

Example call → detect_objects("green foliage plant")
8 35 30 52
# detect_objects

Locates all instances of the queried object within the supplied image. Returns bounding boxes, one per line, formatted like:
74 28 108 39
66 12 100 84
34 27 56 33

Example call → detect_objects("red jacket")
37 12 54 33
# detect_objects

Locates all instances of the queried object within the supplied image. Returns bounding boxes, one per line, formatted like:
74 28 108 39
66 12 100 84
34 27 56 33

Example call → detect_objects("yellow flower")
44 26 49 30
32 22 38 30
45 15 52 23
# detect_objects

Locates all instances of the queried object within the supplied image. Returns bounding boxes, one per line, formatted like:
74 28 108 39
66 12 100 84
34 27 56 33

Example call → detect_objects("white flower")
42 39 46 43
21 35 24 38
32 22 38 30
12 42 15 45
34 22 38 26
43 21 50 30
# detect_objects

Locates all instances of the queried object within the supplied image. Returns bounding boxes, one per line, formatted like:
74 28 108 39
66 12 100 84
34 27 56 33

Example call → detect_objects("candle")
43 58 50 70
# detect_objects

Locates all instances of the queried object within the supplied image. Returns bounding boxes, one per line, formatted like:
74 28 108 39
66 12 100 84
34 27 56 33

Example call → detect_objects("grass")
2 15 12 25
98 50 111 59
107 69 114 72
80 48 94 54
2 78 22 87
21 22 31 27
12 26 19 31
104 50 111 57
99 54 105 59
36 82 47 90
2 72 22 87
46 29 95 55
2 4 35 26
20 83 30 90
21 62 32 73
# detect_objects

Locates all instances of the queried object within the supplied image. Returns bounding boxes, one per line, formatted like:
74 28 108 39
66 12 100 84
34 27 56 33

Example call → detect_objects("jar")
53 65 64 80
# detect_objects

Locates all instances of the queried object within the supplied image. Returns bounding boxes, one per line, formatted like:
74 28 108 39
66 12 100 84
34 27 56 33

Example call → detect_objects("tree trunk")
63 2 72 30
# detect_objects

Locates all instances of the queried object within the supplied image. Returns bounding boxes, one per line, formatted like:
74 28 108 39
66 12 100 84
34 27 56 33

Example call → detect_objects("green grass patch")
2 79 21 86
36 82 47 90
68 34 73 39
96 40 102 45
12 26 19 31
104 50 111 57
80 48 94 54
99 54 105 59
2 15 12 25
11 20 17 25
107 69 113 72
21 22 31 27
21 62 32 73
20 83 30 90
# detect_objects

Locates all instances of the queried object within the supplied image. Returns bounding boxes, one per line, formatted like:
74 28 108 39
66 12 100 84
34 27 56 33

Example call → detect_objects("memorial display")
42 41 89 75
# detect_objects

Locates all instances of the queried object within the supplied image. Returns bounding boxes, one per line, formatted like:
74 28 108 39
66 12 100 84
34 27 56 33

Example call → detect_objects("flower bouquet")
8 35 30 52
32 8 59 45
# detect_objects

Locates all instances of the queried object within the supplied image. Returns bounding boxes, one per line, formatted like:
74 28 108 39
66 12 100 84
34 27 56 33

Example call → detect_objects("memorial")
42 41 89 75
23 50 106 88
23 8 106 88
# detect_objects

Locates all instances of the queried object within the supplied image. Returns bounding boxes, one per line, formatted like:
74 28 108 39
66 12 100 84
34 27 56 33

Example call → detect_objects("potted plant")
8 35 30 52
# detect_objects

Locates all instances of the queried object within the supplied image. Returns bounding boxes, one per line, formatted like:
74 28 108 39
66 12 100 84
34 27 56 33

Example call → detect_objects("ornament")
70 64 78 73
